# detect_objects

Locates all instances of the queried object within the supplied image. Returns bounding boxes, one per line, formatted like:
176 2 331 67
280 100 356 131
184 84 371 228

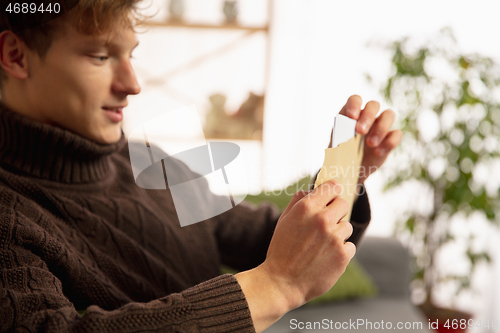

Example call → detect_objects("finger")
339 95 363 120
366 109 396 148
321 196 349 226
281 189 311 219
356 100 380 135
305 180 343 208
373 129 402 157
336 219 354 242
344 241 356 259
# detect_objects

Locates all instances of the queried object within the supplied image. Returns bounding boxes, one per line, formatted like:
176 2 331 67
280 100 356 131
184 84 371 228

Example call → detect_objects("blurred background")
125 0 500 331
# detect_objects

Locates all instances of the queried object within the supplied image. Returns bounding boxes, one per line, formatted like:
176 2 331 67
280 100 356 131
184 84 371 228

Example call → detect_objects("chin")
92 126 123 144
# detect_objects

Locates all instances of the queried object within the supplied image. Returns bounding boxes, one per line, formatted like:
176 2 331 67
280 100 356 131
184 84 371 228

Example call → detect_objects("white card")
331 114 357 148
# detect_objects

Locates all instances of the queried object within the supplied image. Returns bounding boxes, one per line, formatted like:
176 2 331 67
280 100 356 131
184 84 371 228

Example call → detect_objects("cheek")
43 57 112 105
32 61 83 109
78 68 114 108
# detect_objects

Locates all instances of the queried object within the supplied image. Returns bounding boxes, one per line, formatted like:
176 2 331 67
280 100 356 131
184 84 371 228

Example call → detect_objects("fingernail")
376 148 386 156
359 123 368 133
369 135 379 146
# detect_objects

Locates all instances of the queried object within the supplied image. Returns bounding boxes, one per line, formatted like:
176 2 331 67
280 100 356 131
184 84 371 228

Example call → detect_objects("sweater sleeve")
214 199 282 272
0 205 255 333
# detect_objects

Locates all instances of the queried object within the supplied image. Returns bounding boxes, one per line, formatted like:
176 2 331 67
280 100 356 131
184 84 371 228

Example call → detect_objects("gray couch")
264 237 433 333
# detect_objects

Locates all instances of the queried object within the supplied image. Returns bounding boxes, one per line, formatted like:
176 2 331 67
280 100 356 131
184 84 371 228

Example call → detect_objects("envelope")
314 116 364 222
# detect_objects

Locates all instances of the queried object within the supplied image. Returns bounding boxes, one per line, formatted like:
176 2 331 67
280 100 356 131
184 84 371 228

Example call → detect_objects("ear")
0 31 29 80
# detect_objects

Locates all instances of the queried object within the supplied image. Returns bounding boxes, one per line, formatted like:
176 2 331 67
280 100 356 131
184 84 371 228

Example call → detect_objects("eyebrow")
94 35 139 51
108 40 140 52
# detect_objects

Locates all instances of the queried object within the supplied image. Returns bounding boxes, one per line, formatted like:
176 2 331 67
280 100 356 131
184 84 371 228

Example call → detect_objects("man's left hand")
328 95 402 184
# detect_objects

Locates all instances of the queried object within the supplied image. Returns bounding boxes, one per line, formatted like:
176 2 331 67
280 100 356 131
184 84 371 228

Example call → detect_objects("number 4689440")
444 319 499 330
6 3 61 14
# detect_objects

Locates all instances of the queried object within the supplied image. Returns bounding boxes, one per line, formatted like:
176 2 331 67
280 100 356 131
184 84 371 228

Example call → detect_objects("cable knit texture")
0 102 370 332
0 103 285 332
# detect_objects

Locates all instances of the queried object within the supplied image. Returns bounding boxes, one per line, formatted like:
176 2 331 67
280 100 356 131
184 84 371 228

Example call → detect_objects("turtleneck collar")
0 102 126 184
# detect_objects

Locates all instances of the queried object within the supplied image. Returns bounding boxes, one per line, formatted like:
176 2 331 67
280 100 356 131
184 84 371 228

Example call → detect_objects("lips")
102 106 125 122
103 106 125 112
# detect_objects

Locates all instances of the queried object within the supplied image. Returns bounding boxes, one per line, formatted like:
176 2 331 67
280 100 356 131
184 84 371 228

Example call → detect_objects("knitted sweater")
0 103 370 332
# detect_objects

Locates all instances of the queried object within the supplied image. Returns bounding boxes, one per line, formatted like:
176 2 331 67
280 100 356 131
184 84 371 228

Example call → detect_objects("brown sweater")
0 103 370 332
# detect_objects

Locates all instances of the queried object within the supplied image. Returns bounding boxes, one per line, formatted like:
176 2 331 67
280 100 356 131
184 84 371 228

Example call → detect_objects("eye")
89 54 109 62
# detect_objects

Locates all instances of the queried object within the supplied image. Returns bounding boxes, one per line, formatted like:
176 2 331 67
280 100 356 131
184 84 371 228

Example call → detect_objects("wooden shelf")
138 1 273 187
140 20 269 32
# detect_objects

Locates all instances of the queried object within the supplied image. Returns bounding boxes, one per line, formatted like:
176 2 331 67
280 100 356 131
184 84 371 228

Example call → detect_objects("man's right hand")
235 180 355 332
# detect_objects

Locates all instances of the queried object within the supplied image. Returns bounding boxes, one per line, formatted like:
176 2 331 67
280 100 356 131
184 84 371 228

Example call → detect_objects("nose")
112 58 141 96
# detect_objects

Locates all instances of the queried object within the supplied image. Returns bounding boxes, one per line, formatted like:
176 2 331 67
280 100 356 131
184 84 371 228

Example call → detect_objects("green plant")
372 27 500 306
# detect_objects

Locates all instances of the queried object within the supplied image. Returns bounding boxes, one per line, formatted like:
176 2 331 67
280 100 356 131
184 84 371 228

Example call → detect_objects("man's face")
25 21 141 143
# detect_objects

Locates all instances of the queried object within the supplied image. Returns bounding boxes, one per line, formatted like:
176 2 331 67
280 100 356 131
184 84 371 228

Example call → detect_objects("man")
0 0 402 332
